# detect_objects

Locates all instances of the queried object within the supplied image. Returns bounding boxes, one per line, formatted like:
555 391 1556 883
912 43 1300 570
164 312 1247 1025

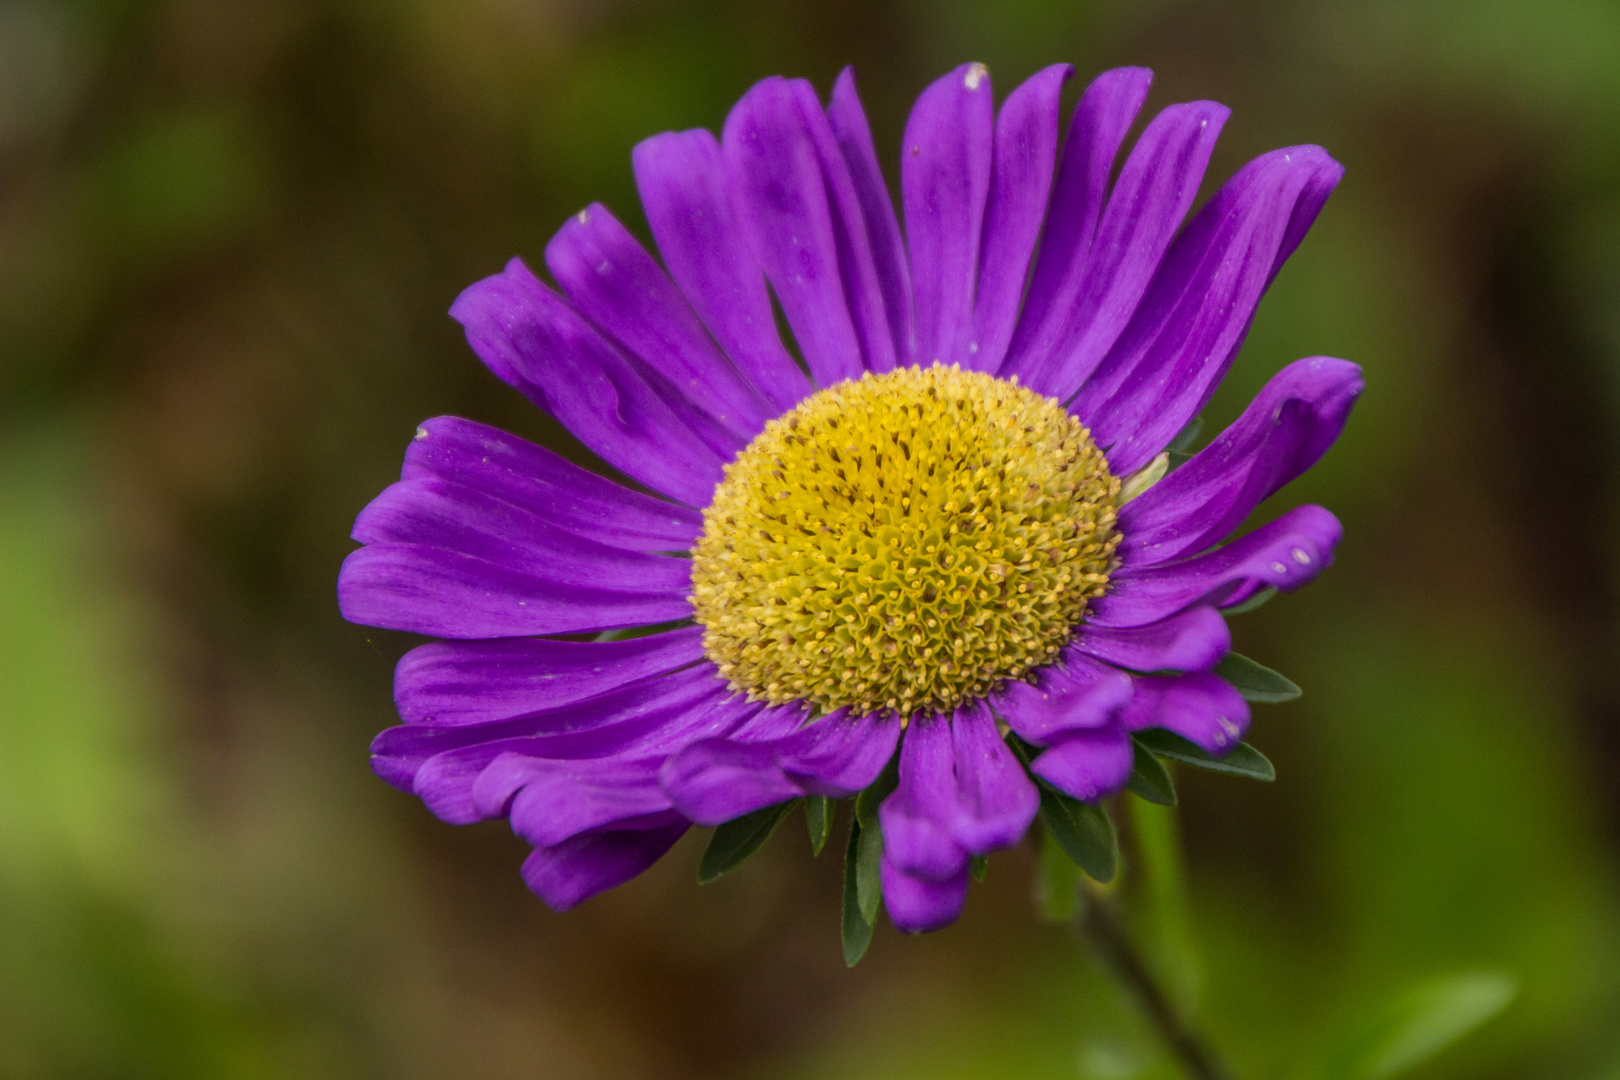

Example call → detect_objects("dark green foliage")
697 800 799 884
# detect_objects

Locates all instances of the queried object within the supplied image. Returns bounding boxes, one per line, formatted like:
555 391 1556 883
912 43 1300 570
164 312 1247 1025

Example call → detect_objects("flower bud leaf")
970 855 988 882
1135 729 1276 781
855 820 884 923
1217 651 1302 702
697 799 799 884
841 821 875 967
1126 737 1178 806
805 795 832 856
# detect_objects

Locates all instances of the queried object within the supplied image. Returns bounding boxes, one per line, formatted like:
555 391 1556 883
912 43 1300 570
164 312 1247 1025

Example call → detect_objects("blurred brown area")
3 1 1620 1078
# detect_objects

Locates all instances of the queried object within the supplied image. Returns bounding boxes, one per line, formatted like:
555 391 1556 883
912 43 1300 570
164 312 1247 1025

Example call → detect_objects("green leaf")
593 618 692 642
1224 586 1277 615
1038 786 1117 883
1297 972 1517 1080
841 821 875 967
1168 414 1205 452
1035 827 1081 922
804 795 832 856
697 800 798 884
970 855 988 882
1134 729 1276 781
1217 651 1303 703
1126 738 1177 806
854 752 899 830
855 819 884 923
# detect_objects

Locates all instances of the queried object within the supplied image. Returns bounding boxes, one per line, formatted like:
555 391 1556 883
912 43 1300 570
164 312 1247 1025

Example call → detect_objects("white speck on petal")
1218 715 1241 737
964 63 987 90
414 426 430 440
577 208 589 224
1292 548 1311 565
1271 561 1288 574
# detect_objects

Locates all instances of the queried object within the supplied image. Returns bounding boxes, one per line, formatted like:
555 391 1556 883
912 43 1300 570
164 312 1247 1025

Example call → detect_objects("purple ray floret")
339 62 1361 937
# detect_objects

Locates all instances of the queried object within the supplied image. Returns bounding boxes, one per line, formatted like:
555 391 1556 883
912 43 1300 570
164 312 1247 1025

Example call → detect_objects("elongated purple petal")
827 68 913 367
1030 727 1134 802
1121 672 1250 754
450 259 724 506
1009 100 1228 400
634 129 812 413
393 628 705 728
492 755 673 847
1120 356 1364 564
403 417 700 554
1002 67 1151 376
338 543 691 639
1093 504 1342 627
879 704 1038 880
723 77 888 383
520 816 689 911
904 63 994 368
1074 147 1347 474
968 63 1070 373
1075 606 1230 673
546 203 771 441
662 709 899 824
992 651 1133 743
881 859 970 934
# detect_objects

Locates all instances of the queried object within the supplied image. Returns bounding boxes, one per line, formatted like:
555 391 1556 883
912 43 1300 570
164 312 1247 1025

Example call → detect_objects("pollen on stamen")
689 365 1121 718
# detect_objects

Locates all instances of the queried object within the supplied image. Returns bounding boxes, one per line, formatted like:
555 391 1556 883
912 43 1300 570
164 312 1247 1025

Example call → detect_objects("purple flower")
339 63 1361 934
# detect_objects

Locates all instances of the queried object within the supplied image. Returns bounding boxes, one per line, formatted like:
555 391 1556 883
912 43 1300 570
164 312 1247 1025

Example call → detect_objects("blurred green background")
4 0 1620 1076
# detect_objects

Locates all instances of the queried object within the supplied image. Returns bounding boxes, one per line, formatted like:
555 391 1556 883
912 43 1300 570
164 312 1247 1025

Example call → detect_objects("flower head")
339 62 1362 935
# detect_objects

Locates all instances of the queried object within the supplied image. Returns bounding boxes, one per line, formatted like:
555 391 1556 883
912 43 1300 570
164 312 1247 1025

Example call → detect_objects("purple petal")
1121 672 1250 754
634 129 812 414
393 627 705 727
1029 727 1134 802
1073 147 1348 474
878 712 969 879
947 700 1040 853
450 259 724 507
827 68 913 367
546 203 771 440
337 543 691 639
662 708 899 825
903 63 994 368
490 755 672 847
1092 505 1343 627
1119 356 1364 564
968 63 1070 373
1002 67 1152 377
520 815 689 911
1008 99 1228 400
403 417 700 554
1075 606 1230 673
992 651 1133 743
879 703 1039 880
722 77 888 383
880 859 970 934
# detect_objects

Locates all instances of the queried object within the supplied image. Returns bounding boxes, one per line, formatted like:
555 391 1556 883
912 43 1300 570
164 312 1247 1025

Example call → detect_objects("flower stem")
1079 882 1233 1080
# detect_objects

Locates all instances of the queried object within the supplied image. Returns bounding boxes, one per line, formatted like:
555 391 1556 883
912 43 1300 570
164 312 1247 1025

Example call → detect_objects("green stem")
1079 883 1234 1080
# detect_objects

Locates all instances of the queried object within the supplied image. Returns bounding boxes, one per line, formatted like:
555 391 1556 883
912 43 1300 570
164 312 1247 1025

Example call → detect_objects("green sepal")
1035 827 1081 922
1224 586 1277 615
593 618 693 642
697 799 799 884
1125 737 1178 806
1168 414 1205 452
1006 731 1118 882
855 820 884 923
854 752 899 830
841 821 875 967
805 795 832 856
970 855 988 882
1217 651 1302 703
1134 729 1276 781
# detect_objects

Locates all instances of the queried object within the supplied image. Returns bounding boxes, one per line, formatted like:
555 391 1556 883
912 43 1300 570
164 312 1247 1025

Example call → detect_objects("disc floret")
690 365 1121 717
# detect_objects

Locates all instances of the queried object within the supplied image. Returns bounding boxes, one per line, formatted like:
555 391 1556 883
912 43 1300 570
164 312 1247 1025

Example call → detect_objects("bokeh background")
4 0 1620 1076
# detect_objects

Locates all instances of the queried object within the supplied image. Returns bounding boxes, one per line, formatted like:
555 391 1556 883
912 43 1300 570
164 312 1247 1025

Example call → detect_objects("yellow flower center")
689 365 1121 718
